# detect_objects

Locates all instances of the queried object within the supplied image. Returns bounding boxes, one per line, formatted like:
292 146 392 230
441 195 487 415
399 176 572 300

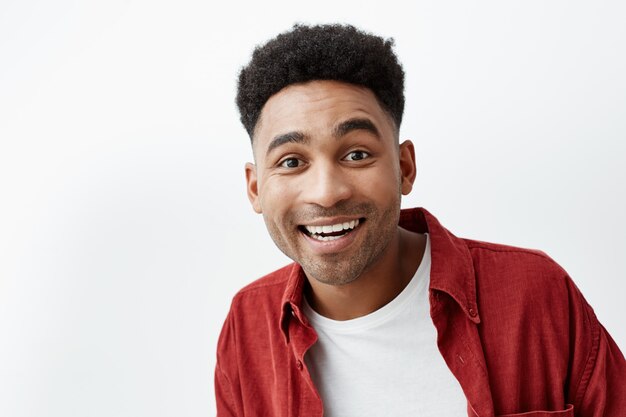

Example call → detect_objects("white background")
1 1 624 416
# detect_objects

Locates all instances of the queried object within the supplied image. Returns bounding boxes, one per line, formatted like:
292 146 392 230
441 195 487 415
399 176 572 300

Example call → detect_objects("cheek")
357 164 401 196
259 180 296 219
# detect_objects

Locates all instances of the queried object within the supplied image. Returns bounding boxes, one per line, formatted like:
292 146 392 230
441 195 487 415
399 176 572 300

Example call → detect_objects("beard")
263 196 401 286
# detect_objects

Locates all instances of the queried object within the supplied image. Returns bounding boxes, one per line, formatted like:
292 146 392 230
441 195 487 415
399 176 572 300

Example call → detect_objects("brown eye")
280 158 301 168
344 150 370 161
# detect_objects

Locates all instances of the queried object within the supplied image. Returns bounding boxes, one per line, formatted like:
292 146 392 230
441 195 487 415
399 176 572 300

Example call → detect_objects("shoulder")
217 263 295 354
230 262 295 305
463 238 567 280
222 263 297 328
464 237 552 260
461 239 575 337
462 238 574 308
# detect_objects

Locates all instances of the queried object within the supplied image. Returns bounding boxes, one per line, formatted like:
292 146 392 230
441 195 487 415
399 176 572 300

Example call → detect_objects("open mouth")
298 218 364 242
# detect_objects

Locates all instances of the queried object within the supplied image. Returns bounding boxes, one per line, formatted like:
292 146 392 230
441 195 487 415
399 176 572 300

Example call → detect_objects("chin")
301 260 364 286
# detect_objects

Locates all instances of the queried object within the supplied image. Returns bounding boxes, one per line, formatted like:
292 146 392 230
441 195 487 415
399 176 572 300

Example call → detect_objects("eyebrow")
265 117 380 155
333 118 381 140
266 131 309 154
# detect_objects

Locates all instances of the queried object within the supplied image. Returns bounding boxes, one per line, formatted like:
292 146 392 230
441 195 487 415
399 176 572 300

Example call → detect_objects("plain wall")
0 1 624 416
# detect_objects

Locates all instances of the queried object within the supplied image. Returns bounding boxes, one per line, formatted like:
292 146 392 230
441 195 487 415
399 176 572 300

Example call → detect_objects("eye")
279 157 302 168
344 150 370 161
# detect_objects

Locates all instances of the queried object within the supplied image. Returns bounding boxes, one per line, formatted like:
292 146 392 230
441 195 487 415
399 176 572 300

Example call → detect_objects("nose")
301 161 352 208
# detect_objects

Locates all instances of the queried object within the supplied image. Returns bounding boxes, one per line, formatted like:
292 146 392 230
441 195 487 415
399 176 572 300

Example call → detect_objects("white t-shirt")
303 234 467 416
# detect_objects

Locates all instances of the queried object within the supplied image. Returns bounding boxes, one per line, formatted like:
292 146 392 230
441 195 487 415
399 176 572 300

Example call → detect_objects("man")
215 24 625 416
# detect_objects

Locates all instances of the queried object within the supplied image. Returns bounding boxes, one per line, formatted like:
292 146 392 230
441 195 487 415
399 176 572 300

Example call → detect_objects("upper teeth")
304 219 359 235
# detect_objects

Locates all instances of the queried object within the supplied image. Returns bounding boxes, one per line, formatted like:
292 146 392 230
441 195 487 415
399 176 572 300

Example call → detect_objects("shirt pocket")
496 404 574 417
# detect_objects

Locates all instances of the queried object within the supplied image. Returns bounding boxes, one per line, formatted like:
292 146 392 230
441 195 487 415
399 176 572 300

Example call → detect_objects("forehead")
253 80 395 151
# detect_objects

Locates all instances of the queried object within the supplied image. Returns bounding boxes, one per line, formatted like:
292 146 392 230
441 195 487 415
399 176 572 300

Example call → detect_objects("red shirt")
215 208 626 416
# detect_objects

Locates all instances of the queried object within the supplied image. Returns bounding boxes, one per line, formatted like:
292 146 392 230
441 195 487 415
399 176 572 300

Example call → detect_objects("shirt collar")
400 207 480 324
279 263 308 342
280 207 480 340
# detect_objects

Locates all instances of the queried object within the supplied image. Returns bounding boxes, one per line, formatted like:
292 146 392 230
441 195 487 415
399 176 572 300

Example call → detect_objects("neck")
304 227 426 321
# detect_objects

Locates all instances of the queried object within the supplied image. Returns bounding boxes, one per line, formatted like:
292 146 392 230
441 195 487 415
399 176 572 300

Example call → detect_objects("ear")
245 162 262 213
398 140 417 195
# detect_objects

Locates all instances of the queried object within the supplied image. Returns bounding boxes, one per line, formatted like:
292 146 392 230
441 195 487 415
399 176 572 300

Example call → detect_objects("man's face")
245 80 416 286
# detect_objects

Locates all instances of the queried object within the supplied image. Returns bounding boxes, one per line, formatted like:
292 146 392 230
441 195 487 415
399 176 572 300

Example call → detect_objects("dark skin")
245 80 426 320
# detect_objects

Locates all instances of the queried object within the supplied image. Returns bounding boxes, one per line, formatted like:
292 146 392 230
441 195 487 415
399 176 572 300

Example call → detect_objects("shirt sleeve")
214 310 243 417
215 362 239 417
566 276 626 415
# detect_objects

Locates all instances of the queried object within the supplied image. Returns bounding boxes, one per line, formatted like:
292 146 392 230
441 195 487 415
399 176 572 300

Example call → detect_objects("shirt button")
468 308 477 317
296 360 303 370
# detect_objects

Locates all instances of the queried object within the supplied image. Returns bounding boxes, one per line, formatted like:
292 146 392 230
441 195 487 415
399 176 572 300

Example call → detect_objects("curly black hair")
236 23 405 140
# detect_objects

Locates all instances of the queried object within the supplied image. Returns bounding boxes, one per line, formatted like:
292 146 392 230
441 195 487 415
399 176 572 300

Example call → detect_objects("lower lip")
300 224 362 255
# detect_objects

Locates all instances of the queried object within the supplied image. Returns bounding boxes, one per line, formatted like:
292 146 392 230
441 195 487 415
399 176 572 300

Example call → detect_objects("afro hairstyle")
236 23 405 140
